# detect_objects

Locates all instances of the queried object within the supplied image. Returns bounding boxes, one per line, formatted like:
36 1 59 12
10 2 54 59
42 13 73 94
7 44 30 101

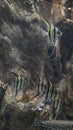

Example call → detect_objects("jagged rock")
0 0 73 130
0 103 36 130
0 0 49 88
56 19 73 73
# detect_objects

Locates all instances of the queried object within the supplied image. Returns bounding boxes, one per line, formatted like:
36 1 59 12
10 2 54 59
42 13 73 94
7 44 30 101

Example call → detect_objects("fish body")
11 73 27 95
38 79 49 97
37 83 62 119
42 18 62 46
49 25 62 46
54 94 60 109
14 74 23 95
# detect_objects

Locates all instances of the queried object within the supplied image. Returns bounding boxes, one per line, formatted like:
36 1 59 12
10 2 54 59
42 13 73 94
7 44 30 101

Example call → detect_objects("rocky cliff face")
38 0 73 23
0 0 73 130
0 0 48 85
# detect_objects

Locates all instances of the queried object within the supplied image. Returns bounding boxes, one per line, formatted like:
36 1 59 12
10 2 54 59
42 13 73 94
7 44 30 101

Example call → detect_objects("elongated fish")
42 17 63 60
42 17 62 46
11 72 27 96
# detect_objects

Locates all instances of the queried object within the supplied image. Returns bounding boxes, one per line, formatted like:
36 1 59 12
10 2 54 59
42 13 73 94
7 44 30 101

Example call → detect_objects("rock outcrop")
0 0 73 130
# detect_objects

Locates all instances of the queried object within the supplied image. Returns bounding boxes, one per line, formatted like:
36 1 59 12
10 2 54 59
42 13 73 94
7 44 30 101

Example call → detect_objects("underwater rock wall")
0 0 50 87
56 19 73 73
0 0 73 130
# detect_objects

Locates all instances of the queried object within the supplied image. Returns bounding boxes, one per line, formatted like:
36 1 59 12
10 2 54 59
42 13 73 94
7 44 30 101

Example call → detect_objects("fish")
42 17 63 46
38 78 49 97
37 84 62 119
37 78 54 100
54 93 60 109
41 17 63 60
49 25 62 46
11 72 27 96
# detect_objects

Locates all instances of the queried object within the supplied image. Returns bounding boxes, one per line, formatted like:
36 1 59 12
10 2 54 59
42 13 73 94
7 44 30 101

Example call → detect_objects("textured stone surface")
0 0 73 130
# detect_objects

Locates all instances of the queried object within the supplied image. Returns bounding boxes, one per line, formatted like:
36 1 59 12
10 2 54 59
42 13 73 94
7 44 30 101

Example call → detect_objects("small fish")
11 72 27 96
39 88 62 119
42 79 47 92
54 98 61 120
45 80 53 99
54 93 59 109
38 79 48 97
49 25 62 46
38 80 43 96
42 17 63 60
42 17 63 46
54 93 63 120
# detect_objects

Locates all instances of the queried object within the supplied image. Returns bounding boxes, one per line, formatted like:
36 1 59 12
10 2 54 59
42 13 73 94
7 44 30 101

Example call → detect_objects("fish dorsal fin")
42 17 51 31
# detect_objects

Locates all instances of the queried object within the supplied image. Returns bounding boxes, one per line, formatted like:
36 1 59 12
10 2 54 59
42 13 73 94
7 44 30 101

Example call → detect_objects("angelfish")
42 17 63 46
42 17 63 58
12 72 27 95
